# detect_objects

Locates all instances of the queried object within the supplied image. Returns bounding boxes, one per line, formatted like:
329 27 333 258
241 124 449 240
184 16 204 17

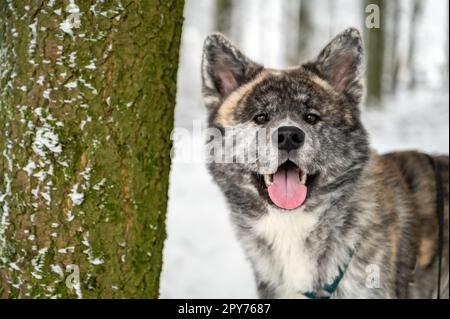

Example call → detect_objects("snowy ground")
363 91 449 155
160 0 449 299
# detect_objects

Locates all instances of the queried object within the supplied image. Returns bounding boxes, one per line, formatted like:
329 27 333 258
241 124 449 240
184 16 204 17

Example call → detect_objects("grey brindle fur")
201 28 449 299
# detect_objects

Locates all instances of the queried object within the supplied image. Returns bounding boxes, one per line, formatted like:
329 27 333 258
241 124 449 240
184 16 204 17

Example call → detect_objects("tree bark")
0 0 184 299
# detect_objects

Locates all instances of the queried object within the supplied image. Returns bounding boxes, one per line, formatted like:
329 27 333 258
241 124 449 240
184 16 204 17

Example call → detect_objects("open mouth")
260 161 311 210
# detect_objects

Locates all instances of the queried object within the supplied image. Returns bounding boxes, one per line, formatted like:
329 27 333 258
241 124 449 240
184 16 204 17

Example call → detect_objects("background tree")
446 0 449 87
407 0 423 89
0 0 184 298
215 0 233 34
297 0 313 63
385 0 401 94
363 0 386 107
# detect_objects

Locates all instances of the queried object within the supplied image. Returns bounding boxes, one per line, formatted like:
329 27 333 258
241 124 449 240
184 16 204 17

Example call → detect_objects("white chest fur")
250 207 319 298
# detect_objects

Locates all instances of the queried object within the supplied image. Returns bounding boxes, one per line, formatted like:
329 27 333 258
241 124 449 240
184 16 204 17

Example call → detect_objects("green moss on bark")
0 0 184 298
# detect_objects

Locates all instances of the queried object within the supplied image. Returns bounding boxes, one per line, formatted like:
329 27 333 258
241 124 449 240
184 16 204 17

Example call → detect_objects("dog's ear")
308 28 364 105
202 33 263 111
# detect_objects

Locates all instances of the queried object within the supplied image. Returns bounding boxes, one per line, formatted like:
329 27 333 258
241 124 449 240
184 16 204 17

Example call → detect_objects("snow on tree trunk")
0 0 184 298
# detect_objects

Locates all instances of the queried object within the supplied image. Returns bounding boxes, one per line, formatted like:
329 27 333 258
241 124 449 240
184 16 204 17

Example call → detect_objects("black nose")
274 126 305 152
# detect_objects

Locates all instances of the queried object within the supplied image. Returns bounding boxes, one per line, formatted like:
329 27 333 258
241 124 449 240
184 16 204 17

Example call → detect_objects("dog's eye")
253 113 269 125
304 113 320 125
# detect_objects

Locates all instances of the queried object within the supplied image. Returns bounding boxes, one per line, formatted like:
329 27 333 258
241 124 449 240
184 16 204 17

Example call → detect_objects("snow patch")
28 19 38 66
43 89 51 100
92 178 106 191
9 262 21 271
66 210 75 222
23 160 36 176
30 247 48 280
64 80 78 89
51 264 64 277
69 184 84 206
58 246 75 254
82 232 105 265
85 60 96 70
0 146 13 258
59 0 81 37
36 75 45 85
32 126 62 157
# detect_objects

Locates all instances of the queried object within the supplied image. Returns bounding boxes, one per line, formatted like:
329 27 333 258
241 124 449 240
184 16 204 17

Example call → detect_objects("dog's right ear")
202 33 263 111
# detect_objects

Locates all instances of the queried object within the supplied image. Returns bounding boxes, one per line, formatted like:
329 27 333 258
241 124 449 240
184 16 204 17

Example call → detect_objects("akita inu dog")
201 28 449 299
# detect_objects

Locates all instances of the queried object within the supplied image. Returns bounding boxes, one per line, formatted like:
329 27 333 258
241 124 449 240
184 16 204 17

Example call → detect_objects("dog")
201 28 449 299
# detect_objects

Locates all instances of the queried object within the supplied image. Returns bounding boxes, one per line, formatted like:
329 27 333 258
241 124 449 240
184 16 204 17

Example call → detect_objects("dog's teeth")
264 174 273 187
300 171 307 185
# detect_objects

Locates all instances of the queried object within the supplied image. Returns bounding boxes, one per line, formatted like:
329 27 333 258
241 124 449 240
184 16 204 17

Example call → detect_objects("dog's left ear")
202 33 263 111
308 28 364 105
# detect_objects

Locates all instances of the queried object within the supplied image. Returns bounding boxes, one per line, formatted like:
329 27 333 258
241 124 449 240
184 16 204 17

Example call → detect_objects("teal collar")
302 249 354 299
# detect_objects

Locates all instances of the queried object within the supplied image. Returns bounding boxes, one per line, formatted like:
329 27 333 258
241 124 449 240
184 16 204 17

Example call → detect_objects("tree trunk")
446 0 449 87
363 0 385 107
215 0 233 34
386 0 401 94
0 0 184 299
297 0 314 62
407 0 423 89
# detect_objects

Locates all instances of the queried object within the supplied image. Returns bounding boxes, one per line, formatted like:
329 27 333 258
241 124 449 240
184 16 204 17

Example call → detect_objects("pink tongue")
268 165 307 210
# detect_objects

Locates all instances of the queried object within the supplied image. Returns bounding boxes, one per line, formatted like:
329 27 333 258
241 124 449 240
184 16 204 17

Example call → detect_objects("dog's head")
202 28 370 211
